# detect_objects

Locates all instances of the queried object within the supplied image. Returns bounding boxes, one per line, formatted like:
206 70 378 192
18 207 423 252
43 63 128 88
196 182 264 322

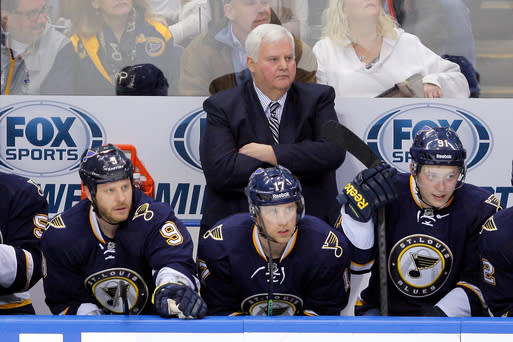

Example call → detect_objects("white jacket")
312 28 470 98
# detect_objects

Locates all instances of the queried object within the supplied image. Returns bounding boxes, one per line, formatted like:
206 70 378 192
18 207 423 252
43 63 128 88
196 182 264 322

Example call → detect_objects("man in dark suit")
199 23 345 235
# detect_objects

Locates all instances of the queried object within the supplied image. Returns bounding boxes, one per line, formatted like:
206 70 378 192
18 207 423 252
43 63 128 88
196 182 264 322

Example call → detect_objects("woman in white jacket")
312 0 470 98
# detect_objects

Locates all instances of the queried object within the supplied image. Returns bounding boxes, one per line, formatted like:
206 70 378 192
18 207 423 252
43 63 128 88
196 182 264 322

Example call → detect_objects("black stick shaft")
321 120 389 316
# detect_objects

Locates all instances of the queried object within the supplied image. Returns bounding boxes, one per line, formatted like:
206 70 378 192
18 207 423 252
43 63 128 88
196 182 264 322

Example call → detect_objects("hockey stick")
255 208 275 316
321 120 389 316
120 281 129 315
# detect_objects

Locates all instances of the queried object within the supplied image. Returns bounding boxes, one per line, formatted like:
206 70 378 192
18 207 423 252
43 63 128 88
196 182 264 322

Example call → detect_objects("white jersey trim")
76 303 103 315
435 287 471 317
0 244 17 288
340 205 375 250
155 267 195 289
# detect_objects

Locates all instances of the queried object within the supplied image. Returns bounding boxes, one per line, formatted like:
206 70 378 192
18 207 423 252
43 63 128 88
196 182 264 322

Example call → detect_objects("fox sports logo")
170 109 205 172
365 103 492 173
0 100 105 177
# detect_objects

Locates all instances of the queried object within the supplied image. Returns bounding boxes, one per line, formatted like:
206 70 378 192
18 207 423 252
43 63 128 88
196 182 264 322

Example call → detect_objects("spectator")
0 172 48 314
149 0 211 46
312 0 470 98
197 165 352 315
178 0 317 96
0 38 29 94
270 0 310 41
479 160 513 317
384 0 480 97
0 0 76 94
116 63 169 95
338 126 500 316
69 0 182 95
41 144 206 317
199 23 345 236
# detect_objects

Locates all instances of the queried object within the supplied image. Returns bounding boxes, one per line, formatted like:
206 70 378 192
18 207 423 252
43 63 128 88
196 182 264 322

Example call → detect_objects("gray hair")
245 24 295 62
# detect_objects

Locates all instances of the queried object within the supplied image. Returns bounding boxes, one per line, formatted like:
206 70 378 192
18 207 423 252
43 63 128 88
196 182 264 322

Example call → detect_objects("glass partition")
1 0 511 97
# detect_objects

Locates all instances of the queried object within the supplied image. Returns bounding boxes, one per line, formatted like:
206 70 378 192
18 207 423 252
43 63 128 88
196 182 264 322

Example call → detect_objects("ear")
254 212 262 226
247 56 256 73
224 3 234 21
84 185 93 201
409 163 414 174
1 11 8 30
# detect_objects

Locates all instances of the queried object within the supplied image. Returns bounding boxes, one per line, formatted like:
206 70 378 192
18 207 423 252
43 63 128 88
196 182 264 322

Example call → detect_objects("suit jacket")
199 80 346 232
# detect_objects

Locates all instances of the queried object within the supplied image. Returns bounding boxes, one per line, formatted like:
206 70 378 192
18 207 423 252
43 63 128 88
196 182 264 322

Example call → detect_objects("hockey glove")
338 162 398 222
152 282 207 319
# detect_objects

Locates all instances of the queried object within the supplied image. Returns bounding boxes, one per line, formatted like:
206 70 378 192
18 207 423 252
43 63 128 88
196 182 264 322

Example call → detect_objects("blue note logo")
0 100 105 176
170 109 205 172
365 103 492 173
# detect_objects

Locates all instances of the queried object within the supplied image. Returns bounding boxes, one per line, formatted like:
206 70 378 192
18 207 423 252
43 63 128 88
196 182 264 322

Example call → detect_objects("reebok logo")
436 154 452 159
272 192 290 200
344 184 368 210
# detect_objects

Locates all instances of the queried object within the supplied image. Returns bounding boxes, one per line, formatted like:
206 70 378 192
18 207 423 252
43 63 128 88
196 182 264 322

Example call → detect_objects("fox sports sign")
365 103 492 173
170 108 205 172
0 100 105 177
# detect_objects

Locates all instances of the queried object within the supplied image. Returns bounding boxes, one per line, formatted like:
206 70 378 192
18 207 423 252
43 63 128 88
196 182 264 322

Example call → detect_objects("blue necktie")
268 102 280 145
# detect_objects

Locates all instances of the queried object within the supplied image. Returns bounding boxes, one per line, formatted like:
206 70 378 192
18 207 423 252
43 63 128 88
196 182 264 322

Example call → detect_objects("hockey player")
479 161 513 317
0 172 48 314
338 126 501 316
197 165 352 316
41 144 207 318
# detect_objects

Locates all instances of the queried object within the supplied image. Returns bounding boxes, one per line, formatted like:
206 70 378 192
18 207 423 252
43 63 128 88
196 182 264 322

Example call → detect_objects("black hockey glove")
152 282 207 319
338 162 398 222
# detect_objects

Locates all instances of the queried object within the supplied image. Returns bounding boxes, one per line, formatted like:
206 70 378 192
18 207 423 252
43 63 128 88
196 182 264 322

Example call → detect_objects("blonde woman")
312 0 470 98
69 0 182 95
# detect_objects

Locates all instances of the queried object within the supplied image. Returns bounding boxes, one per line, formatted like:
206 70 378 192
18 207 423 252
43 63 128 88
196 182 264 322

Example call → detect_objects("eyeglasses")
13 4 51 21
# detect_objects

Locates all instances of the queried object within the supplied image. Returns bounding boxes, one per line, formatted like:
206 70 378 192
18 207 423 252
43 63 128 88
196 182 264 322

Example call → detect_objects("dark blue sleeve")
479 207 513 317
302 225 352 315
41 222 94 315
144 204 197 287
0 177 48 295
200 97 267 191
197 224 242 315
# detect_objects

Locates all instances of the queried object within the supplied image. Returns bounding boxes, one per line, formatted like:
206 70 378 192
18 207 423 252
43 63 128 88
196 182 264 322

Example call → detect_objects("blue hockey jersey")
358 173 501 316
41 190 197 315
479 207 513 317
0 172 48 313
197 213 352 316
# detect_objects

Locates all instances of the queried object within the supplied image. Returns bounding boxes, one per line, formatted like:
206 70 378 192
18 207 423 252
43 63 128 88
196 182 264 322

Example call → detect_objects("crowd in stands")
2 0 479 97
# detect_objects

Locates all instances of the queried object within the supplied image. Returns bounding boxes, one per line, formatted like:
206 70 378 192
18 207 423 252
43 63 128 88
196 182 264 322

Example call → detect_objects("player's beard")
104 206 129 224
94 199 132 225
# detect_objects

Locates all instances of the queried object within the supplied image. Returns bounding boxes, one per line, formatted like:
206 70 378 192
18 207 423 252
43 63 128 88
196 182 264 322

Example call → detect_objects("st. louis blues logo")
145 37 165 57
82 149 97 161
241 293 303 316
388 234 453 298
85 268 149 314
170 109 205 172
365 103 492 173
